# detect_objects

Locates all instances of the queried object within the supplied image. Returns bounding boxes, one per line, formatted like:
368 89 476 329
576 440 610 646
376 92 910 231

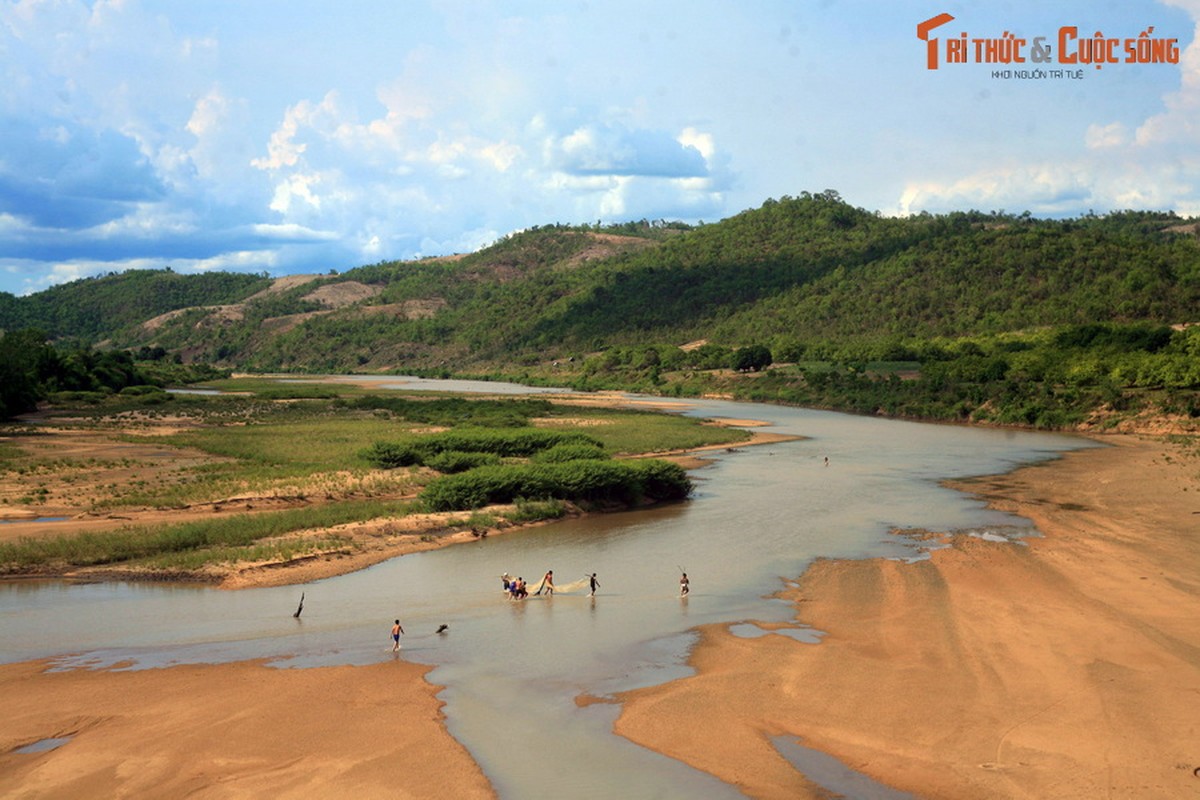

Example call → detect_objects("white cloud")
1085 122 1129 148
546 122 708 178
252 93 341 171
678 127 715 160
14 2 1196 299
250 223 338 242
268 173 323 214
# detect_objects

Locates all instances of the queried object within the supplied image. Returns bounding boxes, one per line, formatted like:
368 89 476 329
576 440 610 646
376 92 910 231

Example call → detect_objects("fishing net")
502 574 592 596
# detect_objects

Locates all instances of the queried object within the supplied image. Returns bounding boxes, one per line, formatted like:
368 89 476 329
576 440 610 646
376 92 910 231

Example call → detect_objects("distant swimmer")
679 572 690 597
588 572 600 597
391 619 405 652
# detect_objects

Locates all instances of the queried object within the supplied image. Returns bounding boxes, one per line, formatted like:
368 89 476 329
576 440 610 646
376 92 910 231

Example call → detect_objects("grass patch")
0 499 412 572
531 407 751 455
138 534 356 570
2 389 748 572
507 498 569 523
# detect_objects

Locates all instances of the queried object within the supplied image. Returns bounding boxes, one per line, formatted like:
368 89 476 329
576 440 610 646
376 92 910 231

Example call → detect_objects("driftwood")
293 592 305 618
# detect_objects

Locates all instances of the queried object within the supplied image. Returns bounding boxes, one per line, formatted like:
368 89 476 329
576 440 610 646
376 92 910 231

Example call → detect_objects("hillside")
2 193 1199 432
5 193 1194 375
0 270 270 343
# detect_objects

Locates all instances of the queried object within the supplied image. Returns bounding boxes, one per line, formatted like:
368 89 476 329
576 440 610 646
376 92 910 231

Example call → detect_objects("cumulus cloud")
0 2 740 295
547 122 709 178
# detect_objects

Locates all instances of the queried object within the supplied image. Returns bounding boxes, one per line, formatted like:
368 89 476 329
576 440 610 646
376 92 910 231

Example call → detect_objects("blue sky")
1 0 1196 296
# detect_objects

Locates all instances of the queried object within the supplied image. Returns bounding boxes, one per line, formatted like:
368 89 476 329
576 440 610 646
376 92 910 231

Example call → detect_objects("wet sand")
613 434 1200 799
0 658 495 799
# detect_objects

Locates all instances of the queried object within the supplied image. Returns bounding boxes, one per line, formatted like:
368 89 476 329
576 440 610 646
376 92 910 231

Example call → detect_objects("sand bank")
614 434 1200 799
0 658 495 799
1 416 787 589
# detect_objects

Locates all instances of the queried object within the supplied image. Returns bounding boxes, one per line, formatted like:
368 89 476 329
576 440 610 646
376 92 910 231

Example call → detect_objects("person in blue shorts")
391 619 405 652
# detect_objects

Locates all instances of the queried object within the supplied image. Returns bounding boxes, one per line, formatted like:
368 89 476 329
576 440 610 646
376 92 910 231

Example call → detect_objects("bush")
531 443 609 463
361 442 424 468
415 428 603 457
119 385 166 396
424 450 503 473
419 458 692 511
363 427 604 468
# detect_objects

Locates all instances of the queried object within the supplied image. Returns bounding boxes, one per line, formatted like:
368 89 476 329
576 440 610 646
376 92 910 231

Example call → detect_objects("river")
0 382 1095 798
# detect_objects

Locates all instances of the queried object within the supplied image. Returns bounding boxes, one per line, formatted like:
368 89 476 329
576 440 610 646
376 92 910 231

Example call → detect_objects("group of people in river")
502 573 531 598
502 570 575 599
500 570 687 599
390 570 687 649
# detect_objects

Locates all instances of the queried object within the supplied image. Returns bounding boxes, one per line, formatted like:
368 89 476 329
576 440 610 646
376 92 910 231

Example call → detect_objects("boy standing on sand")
391 619 405 651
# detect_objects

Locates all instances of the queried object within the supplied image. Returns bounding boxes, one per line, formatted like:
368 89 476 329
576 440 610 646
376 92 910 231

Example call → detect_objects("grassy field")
0 381 751 577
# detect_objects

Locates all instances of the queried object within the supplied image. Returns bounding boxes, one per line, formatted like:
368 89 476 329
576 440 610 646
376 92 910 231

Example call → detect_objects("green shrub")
416 428 603 457
531 443 609 463
419 458 691 511
361 441 424 468
507 498 569 523
424 450 503 473
363 427 604 468
119 385 166 396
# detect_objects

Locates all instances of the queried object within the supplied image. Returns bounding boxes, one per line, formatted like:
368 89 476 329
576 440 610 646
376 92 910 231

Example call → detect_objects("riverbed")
0 385 1093 798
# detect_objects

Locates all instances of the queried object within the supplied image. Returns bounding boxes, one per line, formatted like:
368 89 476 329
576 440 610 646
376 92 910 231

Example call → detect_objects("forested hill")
2 193 1198 372
0 270 270 343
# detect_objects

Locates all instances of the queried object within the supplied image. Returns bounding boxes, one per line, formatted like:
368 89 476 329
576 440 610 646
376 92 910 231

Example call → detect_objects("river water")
0 382 1095 798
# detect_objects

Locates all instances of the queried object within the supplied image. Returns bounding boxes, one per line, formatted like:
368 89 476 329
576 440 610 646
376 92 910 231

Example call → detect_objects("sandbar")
614 434 1200 799
0 658 495 799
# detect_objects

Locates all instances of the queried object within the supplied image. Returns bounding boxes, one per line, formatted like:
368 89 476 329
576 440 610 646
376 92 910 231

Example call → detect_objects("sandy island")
0 410 795 588
613 433 1200 799
3 424 1197 798
0 658 495 799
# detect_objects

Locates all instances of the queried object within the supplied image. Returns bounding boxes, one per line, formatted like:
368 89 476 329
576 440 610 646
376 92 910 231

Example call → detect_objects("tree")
0 329 53 418
731 344 772 372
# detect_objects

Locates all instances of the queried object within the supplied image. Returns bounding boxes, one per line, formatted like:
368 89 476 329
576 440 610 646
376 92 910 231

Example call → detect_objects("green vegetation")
531 443 608 463
3 192 1198 431
358 418 694 512
0 388 743 575
0 499 407 573
0 269 267 342
0 329 229 419
363 429 604 468
419 458 691 511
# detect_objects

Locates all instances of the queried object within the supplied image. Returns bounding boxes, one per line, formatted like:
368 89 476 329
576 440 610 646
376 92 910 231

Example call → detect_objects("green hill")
3 192 1199 431
0 269 269 343
5 194 1197 370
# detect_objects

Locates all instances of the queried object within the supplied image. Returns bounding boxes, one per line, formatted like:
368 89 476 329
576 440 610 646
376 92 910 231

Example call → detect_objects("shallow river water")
0 381 1096 798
